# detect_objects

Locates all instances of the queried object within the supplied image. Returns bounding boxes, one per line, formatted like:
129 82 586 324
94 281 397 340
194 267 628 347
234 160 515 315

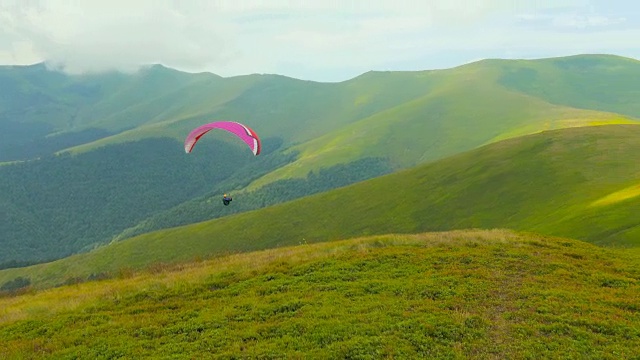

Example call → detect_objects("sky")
0 0 638 82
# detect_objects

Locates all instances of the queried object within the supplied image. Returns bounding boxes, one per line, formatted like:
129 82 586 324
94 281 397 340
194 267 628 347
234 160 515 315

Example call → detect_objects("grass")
0 229 638 358
590 183 640 208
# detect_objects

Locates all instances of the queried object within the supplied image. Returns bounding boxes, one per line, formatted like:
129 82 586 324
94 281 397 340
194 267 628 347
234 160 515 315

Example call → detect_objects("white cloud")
0 0 242 73
517 11 627 29
0 0 637 81
552 14 626 28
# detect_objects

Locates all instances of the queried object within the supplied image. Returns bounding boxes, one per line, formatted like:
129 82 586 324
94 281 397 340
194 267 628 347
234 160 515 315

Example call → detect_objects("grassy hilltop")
1 230 639 358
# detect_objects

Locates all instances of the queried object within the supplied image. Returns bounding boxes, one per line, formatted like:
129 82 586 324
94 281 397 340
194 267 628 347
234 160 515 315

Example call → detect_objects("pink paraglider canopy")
184 121 261 155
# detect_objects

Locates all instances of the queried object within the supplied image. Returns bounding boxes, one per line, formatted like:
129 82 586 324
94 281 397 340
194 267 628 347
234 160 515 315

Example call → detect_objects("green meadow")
1 230 639 359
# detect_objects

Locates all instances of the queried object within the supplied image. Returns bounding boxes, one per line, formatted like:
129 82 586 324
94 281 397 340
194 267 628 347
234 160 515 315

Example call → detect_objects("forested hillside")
0 137 288 266
0 138 393 267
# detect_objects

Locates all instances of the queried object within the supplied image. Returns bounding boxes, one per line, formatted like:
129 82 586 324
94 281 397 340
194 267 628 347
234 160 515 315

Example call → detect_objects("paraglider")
184 120 261 155
184 121 261 206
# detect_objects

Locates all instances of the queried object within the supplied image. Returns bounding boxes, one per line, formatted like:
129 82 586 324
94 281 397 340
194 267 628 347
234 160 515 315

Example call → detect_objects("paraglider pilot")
222 194 232 206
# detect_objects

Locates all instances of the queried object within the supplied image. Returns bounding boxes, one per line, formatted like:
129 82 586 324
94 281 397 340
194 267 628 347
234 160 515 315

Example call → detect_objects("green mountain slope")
5 54 638 165
250 63 635 187
1 230 639 358
1 54 639 268
497 54 640 118
3 124 640 288
61 71 451 158
96 54 640 242
0 63 441 160
2 55 637 170
60 55 640 189
54 55 640 191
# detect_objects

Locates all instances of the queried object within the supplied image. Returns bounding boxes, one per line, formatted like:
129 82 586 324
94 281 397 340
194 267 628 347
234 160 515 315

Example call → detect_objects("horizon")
1 0 639 82
4 52 639 83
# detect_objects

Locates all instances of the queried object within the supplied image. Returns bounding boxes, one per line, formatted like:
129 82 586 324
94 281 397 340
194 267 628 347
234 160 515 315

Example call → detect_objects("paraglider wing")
184 121 261 155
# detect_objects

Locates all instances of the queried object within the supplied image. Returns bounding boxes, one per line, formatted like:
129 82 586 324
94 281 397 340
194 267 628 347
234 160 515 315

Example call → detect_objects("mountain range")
0 53 639 269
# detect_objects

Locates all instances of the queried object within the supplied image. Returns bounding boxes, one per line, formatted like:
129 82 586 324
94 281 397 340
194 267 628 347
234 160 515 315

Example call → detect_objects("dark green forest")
0 137 275 266
112 156 394 242
0 135 393 268
0 121 116 162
